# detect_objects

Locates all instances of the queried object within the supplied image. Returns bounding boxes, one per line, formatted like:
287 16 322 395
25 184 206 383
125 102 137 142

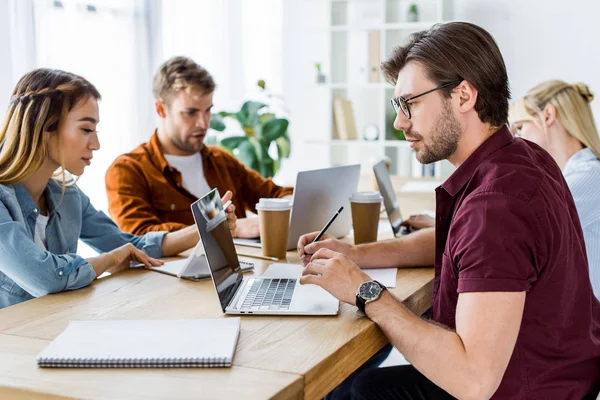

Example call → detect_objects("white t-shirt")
164 153 211 199
34 214 49 251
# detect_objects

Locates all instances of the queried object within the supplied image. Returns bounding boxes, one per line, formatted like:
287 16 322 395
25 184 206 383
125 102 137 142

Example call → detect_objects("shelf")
330 21 436 32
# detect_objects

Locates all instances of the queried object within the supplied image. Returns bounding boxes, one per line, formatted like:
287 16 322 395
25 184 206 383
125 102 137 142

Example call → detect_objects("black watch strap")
356 280 386 314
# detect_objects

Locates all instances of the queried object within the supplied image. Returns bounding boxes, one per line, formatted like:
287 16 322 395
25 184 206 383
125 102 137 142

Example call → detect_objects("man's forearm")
366 292 490 400
354 228 435 268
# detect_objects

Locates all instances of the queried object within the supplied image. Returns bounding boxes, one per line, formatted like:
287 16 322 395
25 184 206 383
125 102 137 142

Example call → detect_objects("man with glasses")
298 22 600 399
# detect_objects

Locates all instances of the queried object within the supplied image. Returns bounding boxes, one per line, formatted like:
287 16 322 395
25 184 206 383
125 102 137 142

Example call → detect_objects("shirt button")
58 271 63 276
170 204 176 210
33 208 38 213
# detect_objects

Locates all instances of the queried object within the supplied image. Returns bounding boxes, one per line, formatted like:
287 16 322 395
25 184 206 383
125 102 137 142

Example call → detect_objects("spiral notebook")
36 318 240 368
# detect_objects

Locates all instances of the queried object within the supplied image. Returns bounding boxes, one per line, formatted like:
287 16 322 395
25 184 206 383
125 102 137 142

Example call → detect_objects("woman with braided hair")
0 68 237 309
509 80 600 299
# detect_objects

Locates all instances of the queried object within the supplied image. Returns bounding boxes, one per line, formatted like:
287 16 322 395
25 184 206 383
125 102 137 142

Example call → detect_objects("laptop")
373 159 415 237
192 188 339 315
233 164 361 250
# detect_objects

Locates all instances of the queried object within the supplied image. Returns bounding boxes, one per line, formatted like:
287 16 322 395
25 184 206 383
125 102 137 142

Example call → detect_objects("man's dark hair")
381 22 510 127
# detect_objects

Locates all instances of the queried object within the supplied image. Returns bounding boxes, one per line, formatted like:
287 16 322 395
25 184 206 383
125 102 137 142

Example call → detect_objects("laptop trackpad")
262 264 339 313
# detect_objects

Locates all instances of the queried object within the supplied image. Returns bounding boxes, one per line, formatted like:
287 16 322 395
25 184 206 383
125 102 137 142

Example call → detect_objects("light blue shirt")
0 180 167 309
563 148 600 298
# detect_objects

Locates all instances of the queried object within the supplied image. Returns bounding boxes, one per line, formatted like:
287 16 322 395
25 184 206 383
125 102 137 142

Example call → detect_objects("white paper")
363 268 397 288
401 181 443 193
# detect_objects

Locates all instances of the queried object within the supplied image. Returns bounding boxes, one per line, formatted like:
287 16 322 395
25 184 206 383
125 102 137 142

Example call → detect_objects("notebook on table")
36 318 240 368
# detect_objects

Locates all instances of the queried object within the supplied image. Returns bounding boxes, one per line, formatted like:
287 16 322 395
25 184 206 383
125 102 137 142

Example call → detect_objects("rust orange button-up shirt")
105 131 293 235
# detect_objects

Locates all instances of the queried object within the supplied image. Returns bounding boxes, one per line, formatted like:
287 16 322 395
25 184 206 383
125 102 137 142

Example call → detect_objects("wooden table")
0 185 436 400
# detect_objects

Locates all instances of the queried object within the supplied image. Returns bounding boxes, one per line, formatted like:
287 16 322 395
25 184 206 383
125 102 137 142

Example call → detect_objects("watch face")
359 281 382 300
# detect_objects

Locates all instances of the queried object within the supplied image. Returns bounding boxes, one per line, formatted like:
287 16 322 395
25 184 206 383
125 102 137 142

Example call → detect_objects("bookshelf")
305 0 454 180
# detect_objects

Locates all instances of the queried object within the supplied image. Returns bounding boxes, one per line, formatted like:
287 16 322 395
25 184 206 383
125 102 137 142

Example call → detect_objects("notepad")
36 318 240 368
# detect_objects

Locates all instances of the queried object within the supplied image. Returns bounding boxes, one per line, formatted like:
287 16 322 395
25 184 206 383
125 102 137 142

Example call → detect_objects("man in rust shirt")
106 57 292 237
297 22 600 399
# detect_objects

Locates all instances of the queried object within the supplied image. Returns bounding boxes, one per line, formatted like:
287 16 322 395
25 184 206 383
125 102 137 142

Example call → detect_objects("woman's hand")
105 243 163 274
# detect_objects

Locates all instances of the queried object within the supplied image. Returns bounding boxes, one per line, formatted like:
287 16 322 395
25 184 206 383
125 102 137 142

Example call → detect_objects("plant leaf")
220 136 248 152
261 118 289 143
237 139 259 171
257 139 274 178
275 135 291 159
210 113 226 131
258 112 276 125
236 101 266 129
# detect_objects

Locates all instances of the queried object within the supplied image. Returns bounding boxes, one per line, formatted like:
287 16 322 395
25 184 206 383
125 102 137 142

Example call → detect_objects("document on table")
362 268 398 288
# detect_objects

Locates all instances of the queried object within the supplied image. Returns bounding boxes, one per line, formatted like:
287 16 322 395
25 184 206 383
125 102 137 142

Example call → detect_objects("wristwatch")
356 280 387 314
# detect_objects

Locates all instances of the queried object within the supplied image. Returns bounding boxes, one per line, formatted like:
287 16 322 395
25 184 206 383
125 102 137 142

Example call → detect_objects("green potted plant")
209 80 291 178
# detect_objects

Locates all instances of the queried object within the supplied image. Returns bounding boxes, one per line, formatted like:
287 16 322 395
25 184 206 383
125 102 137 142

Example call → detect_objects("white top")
34 214 49 251
563 148 600 299
164 152 211 199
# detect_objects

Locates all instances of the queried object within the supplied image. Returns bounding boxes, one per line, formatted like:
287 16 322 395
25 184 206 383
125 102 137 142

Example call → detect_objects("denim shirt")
0 180 167 309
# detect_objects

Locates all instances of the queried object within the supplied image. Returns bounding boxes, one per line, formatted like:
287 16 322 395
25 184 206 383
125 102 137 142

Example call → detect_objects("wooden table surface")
0 181 436 400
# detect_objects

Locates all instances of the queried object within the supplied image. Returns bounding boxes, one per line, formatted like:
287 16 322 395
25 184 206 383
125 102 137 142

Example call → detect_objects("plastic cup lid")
350 191 383 203
255 198 292 211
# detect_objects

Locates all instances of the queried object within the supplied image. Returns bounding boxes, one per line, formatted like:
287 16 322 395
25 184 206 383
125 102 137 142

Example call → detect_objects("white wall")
453 0 600 119
0 0 13 113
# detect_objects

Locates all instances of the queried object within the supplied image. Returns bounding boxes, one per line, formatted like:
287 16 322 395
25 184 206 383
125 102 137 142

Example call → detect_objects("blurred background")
1 0 599 214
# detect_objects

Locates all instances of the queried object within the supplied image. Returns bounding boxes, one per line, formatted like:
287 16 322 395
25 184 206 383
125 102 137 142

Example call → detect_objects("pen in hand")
300 206 344 259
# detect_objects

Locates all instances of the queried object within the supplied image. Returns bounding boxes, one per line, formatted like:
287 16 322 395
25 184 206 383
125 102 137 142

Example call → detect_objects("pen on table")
300 206 344 259
236 252 279 262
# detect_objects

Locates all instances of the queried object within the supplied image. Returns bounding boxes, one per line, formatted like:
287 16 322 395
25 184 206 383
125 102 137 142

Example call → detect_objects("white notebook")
37 318 240 368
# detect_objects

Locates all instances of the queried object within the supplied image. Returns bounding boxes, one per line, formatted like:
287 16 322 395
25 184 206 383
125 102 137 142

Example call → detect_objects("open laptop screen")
191 188 243 311
373 160 403 236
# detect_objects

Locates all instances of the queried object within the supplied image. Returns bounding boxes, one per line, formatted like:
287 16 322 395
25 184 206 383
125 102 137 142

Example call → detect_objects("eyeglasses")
391 80 463 119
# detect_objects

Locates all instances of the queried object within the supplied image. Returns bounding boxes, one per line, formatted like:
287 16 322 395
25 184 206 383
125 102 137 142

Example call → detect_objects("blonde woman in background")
509 80 600 298
0 68 236 309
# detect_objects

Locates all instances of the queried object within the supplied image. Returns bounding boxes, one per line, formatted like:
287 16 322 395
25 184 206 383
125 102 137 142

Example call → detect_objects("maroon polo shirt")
433 126 600 399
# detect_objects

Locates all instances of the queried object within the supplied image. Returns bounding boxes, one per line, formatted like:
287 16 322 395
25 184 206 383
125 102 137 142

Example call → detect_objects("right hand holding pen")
297 232 352 266
107 243 163 274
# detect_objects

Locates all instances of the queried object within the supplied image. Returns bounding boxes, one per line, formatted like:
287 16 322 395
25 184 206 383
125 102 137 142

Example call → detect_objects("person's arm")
0 202 96 296
80 187 236 257
105 156 188 235
367 290 525 400
401 214 435 229
300 248 525 400
297 227 435 268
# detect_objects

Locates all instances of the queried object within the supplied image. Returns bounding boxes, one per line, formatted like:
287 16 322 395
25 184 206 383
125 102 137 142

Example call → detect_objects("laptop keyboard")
240 278 296 311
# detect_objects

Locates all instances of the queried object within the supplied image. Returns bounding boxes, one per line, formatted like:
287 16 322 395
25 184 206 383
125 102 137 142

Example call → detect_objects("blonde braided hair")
0 68 101 186
510 80 600 159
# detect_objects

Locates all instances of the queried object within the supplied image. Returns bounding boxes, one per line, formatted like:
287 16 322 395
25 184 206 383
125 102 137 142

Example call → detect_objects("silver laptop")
233 164 361 250
192 188 339 316
373 160 414 237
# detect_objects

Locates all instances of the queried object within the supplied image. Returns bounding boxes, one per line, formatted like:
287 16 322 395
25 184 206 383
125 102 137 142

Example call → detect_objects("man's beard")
173 132 205 154
409 99 461 165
